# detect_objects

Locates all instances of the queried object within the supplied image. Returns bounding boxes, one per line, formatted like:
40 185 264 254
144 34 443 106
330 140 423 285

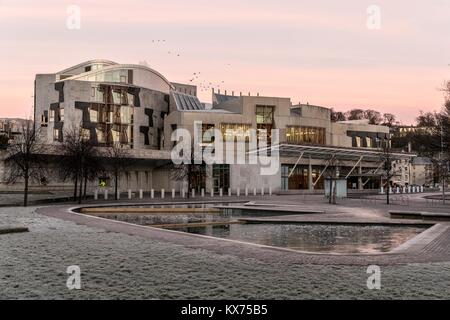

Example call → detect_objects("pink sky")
1 0 449 124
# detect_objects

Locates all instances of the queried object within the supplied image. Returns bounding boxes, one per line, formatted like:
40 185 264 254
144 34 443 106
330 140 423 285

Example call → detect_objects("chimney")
248 92 251 96
240 92 242 96
218 89 221 94
257 93 259 97
232 91 234 96
225 90 227 95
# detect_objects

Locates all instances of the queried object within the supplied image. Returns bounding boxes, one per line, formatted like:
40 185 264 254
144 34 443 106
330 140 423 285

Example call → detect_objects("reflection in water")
175 224 426 254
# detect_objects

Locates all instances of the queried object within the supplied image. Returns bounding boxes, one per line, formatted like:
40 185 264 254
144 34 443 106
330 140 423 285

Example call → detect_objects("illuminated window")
285 126 326 145
355 136 362 148
220 123 252 142
49 110 55 122
59 108 64 122
53 129 59 141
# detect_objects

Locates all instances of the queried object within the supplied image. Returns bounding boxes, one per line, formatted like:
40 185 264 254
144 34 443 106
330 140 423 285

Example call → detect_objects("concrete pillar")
358 164 363 190
161 189 165 199
237 188 240 197
211 189 214 197
128 189 132 200
201 189 205 197
104 189 108 200
172 189 176 198
117 190 120 200
396 187 400 194
261 188 265 196
380 186 384 194
403 187 406 194
228 188 232 197
253 188 257 196
308 157 314 192
408 186 411 194
94 189 98 200
421 186 424 193
269 187 272 196
151 189 154 199
245 187 249 196
139 189 143 199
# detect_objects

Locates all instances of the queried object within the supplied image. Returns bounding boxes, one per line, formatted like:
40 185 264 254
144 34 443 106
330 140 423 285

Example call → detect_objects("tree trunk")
78 172 83 204
23 169 29 207
443 176 446 205
187 164 191 199
386 176 390 205
115 170 119 201
329 178 333 204
83 173 88 199
74 175 78 202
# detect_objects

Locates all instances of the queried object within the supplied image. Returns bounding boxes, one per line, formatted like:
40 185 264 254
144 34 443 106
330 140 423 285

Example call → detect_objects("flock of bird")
147 40 233 94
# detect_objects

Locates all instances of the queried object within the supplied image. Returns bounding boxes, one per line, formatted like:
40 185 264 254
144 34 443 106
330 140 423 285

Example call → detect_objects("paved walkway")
1 193 450 299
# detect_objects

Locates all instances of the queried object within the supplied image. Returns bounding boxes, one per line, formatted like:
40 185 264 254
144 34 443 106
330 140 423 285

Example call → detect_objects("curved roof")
57 59 118 75
60 64 173 90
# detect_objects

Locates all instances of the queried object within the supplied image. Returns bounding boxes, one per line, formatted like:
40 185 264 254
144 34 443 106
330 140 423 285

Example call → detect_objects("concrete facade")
1 60 394 194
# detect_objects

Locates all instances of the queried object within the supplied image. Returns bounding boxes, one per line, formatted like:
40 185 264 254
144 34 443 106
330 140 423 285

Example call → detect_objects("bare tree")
58 126 101 204
379 138 395 205
167 147 207 199
104 144 130 200
323 156 342 204
4 121 47 207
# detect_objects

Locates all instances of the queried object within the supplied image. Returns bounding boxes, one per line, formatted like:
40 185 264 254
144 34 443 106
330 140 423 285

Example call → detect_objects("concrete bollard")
104 189 108 200
253 188 257 196
421 186 424 193
219 188 223 197
94 189 98 200
128 189 132 200
139 189 143 199
269 187 272 196
389 187 393 195
117 190 120 200
201 189 205 197
172 189 176 199
161 189 165 199
396 187 400 194
192 189 195 198
211 189 214 197
261 188 265 196
228 188 232 197
380 187 384 194
403 187 406 194
245 187 249 196
237 188 240 197
413 186 416 193
408 186 411 194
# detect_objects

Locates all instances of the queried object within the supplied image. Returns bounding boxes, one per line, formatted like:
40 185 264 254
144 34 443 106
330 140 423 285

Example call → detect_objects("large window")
285 126 326 145
213 164 230 193
256 105 274 147
220 123 252 142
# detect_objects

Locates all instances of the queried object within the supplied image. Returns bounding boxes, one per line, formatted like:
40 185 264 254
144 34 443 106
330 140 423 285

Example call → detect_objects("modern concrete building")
0 60 415 194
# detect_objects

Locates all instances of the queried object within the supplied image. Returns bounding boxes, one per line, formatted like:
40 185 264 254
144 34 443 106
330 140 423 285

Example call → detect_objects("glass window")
285 126 326 145
355 136 361 148
59 108 64 122
49 110 55 122
53 128 59 141
256 105 274 124
220 123 252 142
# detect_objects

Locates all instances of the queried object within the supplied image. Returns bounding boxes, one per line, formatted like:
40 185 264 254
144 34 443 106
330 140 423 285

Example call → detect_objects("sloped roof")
172 91 205 111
